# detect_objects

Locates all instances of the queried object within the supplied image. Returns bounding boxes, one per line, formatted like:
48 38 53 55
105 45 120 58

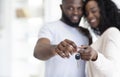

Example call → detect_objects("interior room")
0 0 119 77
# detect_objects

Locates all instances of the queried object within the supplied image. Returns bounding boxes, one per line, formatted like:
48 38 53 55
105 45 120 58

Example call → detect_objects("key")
75 47 81 68
75 53 80 68
75 53 80 60
75 47 81 60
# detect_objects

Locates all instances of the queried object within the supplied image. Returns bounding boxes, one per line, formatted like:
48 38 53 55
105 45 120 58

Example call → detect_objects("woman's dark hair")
78 27 92 45
83 0 120 34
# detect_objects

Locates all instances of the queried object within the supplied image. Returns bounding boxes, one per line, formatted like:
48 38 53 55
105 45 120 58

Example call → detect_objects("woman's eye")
92 10 96 13
92 8 98 13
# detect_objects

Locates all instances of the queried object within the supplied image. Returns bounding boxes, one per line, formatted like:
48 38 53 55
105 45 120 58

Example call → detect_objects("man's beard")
62 12 81 27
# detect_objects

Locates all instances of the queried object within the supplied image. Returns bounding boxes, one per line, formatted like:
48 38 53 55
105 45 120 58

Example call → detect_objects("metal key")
75 47 81 68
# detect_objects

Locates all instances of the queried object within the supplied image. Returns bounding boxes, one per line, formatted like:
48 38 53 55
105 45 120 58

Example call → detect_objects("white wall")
44 0 62 23
0 0 44 77
112 0 120 9
0 0 13 76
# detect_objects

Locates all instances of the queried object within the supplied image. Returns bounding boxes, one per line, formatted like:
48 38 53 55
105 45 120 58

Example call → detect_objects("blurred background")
0 0 119 77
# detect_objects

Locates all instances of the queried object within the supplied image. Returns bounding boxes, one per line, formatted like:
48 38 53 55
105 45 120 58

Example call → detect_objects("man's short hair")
62 0 84 4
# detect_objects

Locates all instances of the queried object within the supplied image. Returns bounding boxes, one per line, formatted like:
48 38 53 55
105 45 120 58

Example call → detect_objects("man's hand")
55 39 77 58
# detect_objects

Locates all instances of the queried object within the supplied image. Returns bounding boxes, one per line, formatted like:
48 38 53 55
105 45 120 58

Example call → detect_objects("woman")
79 0 120 77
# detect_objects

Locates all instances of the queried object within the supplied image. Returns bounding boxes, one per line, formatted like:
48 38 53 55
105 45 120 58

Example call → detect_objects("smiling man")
33 0 89 77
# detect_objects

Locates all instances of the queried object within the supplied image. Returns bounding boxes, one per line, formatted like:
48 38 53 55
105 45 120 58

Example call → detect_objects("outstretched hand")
55 39 77 58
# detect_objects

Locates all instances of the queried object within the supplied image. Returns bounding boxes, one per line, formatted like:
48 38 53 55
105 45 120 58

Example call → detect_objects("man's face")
61 0 83 27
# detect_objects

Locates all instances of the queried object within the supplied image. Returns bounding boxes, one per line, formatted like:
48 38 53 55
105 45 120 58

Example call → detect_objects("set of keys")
75 47 81 68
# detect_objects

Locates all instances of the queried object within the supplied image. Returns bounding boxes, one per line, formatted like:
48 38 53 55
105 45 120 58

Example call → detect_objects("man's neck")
60 18 79 28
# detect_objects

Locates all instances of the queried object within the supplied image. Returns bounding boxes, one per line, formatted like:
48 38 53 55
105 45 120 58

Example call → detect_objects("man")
34 0 89 77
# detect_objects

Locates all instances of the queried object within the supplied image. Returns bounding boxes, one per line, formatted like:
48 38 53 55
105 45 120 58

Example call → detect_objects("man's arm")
34 38 57 60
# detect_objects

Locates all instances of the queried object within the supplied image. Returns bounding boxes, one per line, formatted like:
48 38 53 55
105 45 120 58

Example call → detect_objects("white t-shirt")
38 20 89 77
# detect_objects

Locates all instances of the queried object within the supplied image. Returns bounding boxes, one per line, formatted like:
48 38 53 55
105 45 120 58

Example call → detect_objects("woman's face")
85 1 100 28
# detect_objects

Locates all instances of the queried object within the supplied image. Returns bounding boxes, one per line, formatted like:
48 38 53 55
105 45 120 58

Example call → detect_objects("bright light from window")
28 0 42 8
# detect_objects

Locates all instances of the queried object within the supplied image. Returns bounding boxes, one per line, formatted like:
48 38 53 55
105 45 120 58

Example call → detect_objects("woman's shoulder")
103 27 120 39
105 27 120 34
107 27 119 31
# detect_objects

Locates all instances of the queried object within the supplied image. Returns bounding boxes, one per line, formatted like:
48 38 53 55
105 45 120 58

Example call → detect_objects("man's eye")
68 7 73 10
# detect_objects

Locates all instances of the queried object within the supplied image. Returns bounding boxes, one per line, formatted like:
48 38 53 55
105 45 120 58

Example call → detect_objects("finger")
80 49 92 61
80 52 91 56
81 55 91 61
84 48 91 53
65 39 77 51
80 45 89 49
66 45 74 55
57 41 74 57
57 45 69 58
57 44 65 51
61 41 75 54
60 41 68 47
79 48 91 58
63 50 70 58
78 49 85 54
55 48 65 58
79 45 91 53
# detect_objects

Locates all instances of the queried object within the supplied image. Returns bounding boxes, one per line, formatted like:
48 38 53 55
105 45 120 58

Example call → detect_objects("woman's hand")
78 45 98 61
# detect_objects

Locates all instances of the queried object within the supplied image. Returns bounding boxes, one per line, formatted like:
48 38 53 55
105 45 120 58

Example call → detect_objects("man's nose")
73 9 79 15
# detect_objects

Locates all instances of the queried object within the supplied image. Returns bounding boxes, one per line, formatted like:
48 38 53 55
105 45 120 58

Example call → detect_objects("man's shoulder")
45 20 62 26
41 20 63 30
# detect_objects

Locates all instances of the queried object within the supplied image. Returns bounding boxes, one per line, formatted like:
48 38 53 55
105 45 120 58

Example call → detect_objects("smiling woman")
80 0 120 77
84 0 100 28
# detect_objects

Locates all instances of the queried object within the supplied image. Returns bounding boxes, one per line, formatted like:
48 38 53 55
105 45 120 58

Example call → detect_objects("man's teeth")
73 16 78 20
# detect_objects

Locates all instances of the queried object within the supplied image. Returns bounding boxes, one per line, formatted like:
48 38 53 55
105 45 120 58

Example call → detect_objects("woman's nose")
88 12 94 19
